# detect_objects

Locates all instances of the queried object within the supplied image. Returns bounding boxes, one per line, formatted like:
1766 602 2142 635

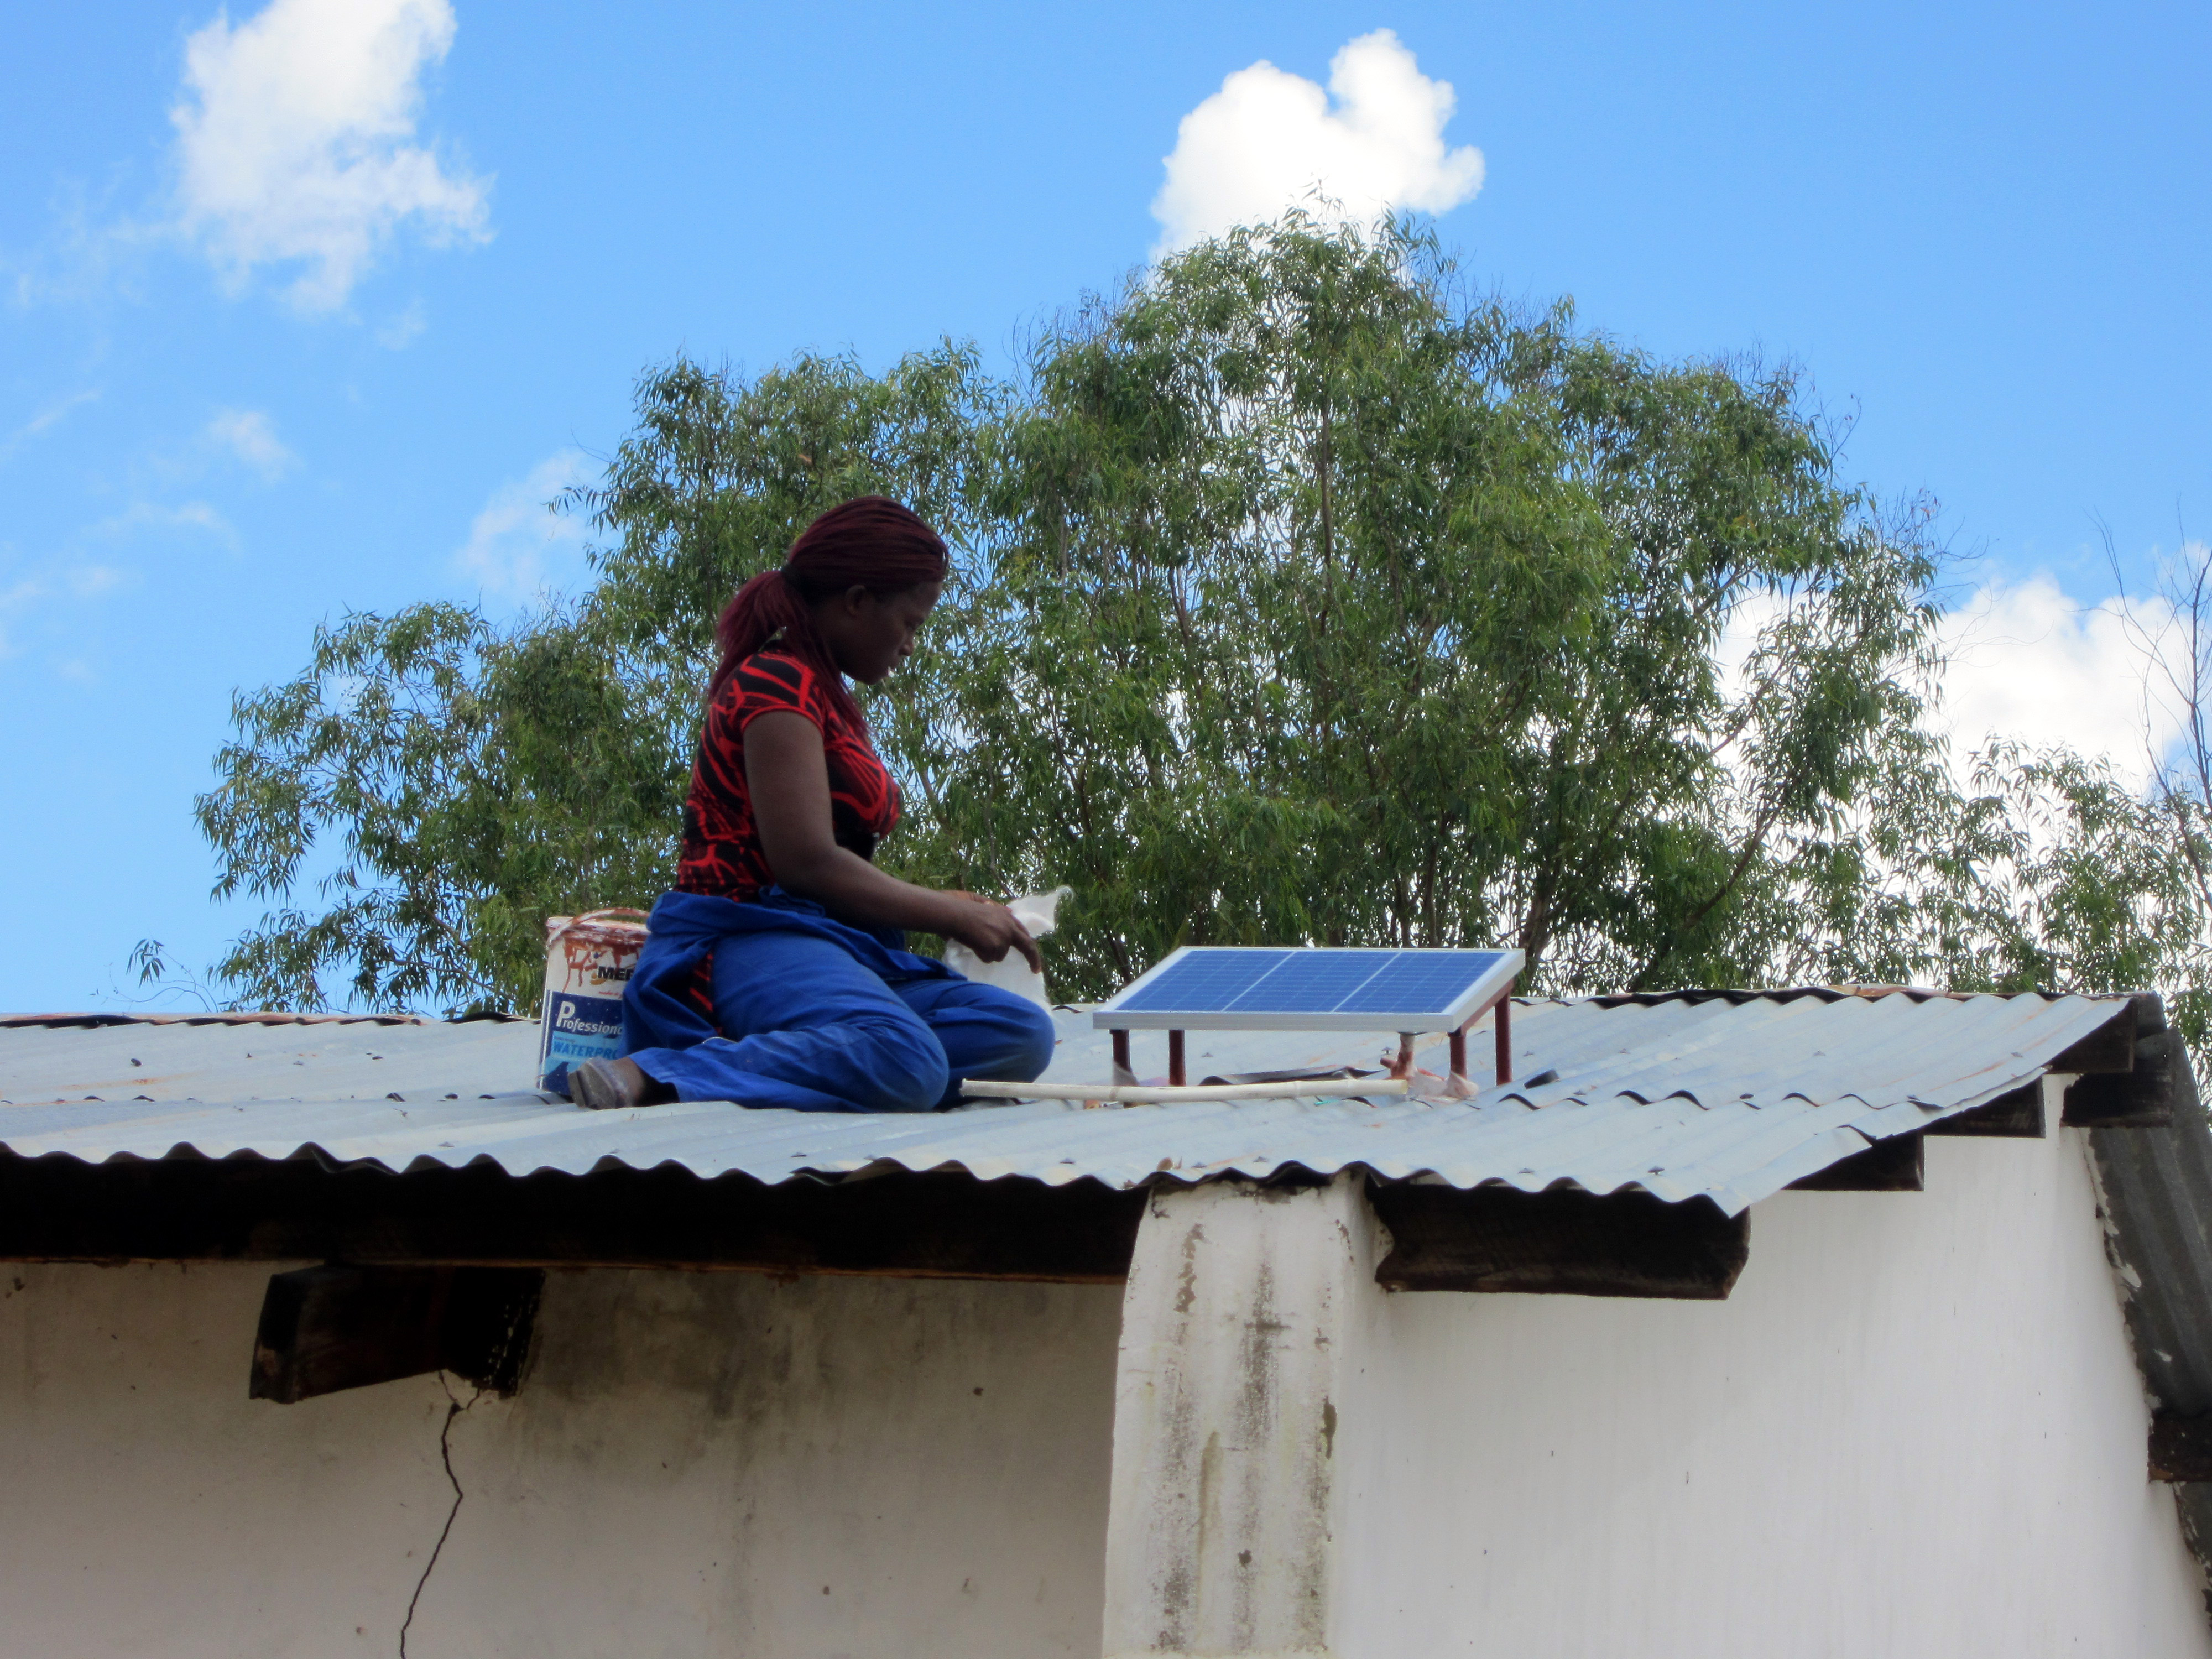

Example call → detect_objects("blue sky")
4 0 2208 1011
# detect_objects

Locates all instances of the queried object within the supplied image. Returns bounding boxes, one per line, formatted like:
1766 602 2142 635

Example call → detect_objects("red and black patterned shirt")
675 649 901 902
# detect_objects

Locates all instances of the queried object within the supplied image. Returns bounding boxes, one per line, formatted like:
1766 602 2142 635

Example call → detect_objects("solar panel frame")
1092 946 1525 1032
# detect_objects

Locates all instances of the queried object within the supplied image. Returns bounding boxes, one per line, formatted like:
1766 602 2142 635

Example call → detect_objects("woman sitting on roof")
566 497 1056 1113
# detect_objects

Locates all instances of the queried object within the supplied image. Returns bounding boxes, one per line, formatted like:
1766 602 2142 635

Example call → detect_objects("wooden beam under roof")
250 1264 541 1404
1925 1081 2046 1138
0 1151 1764 1299
0 1155 1147 1284
2064 995 2191 1128
1786 1131 1924 1191
1369 1181 1750 1299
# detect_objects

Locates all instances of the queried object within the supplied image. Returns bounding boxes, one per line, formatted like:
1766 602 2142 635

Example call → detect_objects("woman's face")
816 580 942 684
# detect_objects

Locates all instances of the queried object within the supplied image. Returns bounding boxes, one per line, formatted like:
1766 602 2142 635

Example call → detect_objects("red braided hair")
708 496 950 726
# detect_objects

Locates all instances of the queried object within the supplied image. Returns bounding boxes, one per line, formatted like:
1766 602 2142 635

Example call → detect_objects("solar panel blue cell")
1332 952 1507 1016
1116 950 1293 1013
1226 951 1397 1013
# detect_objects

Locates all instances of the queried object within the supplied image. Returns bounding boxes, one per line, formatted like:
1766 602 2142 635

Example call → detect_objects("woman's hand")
939 891 1044 974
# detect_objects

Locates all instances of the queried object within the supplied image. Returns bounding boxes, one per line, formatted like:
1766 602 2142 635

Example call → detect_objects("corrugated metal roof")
2082 1046 2212 1601
1 1013 546 1105
2094 1112 2212 1416
0 990 2127 1216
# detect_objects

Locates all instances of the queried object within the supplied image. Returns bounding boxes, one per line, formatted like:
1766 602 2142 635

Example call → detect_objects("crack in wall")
399 1372 484 1659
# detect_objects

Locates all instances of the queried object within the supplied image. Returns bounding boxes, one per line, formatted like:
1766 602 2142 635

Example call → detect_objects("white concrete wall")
9 1084 2209 1659
1102 1178 1388 1657
1333 1088 2212 1658
0 1264 1120 1659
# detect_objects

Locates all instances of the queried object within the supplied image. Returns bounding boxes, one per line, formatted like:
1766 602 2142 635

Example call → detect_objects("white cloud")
1935 574 2185 789
10 389 101 445
0 497 216 665
91 499 241 552
1716 573 2185 791
206 408 296 479
455 451 593 599
171 0 490 311
375 297 427 349
0 389 102 462
0 576 43 658
1151 30 1484 255
0 564 134 659
3 182 148 311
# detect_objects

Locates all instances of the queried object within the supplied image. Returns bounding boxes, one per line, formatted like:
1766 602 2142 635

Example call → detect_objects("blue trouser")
624 923 1057 1113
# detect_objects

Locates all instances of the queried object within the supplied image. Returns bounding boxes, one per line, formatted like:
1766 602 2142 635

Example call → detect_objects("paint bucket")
536 909 650 1094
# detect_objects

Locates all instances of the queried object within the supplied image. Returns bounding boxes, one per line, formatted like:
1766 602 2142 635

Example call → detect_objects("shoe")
570 1056 674 1110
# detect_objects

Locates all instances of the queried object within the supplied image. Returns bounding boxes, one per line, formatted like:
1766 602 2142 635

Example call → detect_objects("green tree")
1893 540 2212 1063
196 216 1952 1013
197 348 1000 1011
890 218 1945 998
197 604 682 1011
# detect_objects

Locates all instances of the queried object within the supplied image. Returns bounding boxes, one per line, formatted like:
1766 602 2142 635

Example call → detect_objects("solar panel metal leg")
1168 1030 1186 1087
1388 1034 1416 1079
1448 1024 1472 1099
1112 1029 1133 1085
1494 992 1513 1085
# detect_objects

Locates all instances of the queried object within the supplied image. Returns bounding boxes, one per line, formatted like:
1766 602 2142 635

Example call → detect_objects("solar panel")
1095 946 1524 1032
1114 950 1293 1015
1224 950 1399 1013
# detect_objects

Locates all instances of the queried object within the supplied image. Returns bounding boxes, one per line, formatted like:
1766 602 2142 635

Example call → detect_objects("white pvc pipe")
959 1077 1410 1104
